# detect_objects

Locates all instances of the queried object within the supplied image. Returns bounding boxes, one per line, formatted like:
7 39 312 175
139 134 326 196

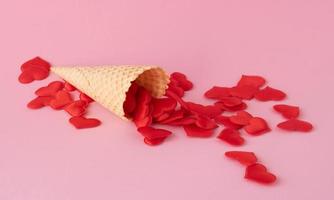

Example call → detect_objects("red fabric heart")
217 128 245 146
79 93 94 103
237 75 266 88
255 86 286 101
123 82 139 117
69 116 101 129
170 72 193 91
159 110 184 124
166 116 196 126
35 81 64 96
49 91 73 110
194 115 218 129
204 86 231 100
165 90 189 110
18 68 49 84
18 57 50 84
229 85 259 100
167 78 185 97
144 137 166 146
244 117 270 135
134 115 153 128
151 97 177 119
183 124 215 137
245 163 277 184
230 111 253 126
133 104 152 126
137 87 152 104
214 101 247 112
217 97 243 107
273 104 299 119
65 100 87 117
137 126 172 140
225 151 257 165
21 57 50 71
277 119 313 132
187 102 223 118
155 112 171 122
132 88 153 127
27 96 53 109
64 82 77 91
214 115 243 130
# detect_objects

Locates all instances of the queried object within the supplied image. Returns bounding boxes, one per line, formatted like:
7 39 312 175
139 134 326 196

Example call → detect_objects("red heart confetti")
254 86 286 101
144 137 166 146
21 56 50 71
159 110 185 124
133 87 152 123
195 115 218 129
166 116 196 126
165 90 189 110
245 163 277 184
229 85 259 100
230 111 253 126
237 75 266 88
167 79 185 97
18 57 50 84
49 90 73 110
35 81 64 97
134 115 153 128
217 97 243 107
183 124 215 138
123 82 139 117
27 96 53 109
217 128 245 146
151 97 177 119
214 101 247 112
273 104 300 119
20 56 316 186
79 92 94 103
214 115 243 130
277 119 313 132
64 81 77 91
225 151 257 166
244 117 270 135
187 102 223 118
19 68 49 84
69 116 101 129
170 72 193 91
154 112 171 122
65 100 87 117
204 86 231 100
137 126 172 140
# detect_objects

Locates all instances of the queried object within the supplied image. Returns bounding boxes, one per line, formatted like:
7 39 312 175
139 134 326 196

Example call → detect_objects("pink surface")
1 0 333 199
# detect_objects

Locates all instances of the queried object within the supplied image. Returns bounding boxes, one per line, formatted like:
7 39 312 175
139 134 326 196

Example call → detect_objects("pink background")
1 0 333 199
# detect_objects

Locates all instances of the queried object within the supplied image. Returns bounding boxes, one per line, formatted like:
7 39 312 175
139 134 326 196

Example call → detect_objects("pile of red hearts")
27 80 100 129
19 57 314 185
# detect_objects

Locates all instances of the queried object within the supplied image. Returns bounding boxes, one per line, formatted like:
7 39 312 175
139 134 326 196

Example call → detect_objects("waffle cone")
51 65 169 120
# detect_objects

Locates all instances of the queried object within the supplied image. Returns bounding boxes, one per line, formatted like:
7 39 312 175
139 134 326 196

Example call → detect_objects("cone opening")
122 67 170 119
135 67 170 98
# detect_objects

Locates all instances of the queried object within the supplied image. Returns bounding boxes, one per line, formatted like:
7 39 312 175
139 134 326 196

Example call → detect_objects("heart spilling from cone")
19 57 316 186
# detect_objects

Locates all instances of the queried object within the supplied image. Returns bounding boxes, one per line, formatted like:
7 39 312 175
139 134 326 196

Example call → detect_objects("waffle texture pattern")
51 65 169 120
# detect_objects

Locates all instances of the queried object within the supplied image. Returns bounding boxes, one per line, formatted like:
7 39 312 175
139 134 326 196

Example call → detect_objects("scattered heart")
273 104 299 119
244 117 270 135
225 151 257 166
277 119 313 132
255 86 286 101
245 163 277 184
217 128 245 146
35 81 64 97
69 116 101 129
